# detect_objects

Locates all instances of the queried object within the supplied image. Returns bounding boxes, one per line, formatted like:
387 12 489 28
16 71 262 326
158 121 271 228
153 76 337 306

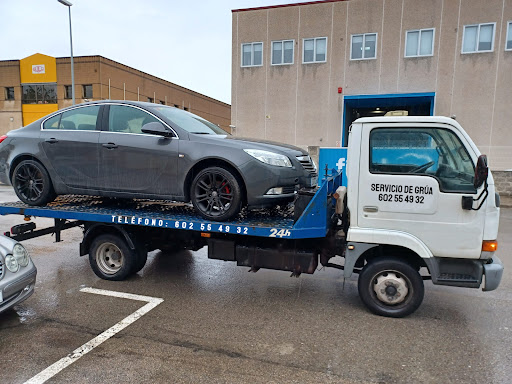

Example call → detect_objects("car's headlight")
5 255 19 273
244 149 292 167
13 243 29 267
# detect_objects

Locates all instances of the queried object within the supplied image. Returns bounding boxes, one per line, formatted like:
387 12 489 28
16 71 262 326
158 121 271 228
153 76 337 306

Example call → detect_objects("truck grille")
296 155 317 174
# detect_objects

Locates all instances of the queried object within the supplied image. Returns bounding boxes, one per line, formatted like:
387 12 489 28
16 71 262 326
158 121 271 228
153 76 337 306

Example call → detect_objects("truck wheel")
89 234 136 281
12 160 56 206
191 166 242 221
131 240 148 274
358 257 424 318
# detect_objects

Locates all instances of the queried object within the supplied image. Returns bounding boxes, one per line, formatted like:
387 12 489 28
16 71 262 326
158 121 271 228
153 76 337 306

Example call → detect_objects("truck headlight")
5 255 19 273
244 149 292 168
13 243 29 267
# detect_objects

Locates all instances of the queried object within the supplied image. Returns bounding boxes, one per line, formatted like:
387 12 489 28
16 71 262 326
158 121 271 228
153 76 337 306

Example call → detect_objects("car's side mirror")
474 154 488 189
141 122 173 138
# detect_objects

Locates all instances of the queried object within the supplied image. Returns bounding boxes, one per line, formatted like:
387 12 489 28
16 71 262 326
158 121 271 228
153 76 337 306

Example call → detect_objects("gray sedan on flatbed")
0 101 317 221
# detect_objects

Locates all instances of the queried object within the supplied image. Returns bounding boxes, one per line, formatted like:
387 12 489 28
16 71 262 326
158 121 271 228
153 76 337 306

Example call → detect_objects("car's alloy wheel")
12 160 55 206
191 166 242 221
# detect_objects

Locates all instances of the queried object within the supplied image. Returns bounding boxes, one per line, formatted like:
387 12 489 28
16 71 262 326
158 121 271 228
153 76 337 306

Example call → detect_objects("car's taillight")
0 135 7 144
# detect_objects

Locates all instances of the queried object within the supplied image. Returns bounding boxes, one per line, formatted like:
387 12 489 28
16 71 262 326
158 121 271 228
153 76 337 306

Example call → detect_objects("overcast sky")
0 0 312 104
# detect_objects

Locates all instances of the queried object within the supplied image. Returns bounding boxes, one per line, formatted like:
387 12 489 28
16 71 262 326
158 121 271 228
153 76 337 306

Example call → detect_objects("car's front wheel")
12 159 56 206
191 166 242 221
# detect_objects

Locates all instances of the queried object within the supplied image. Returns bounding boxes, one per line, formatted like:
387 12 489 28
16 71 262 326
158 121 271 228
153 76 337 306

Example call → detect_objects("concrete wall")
232 0 512 172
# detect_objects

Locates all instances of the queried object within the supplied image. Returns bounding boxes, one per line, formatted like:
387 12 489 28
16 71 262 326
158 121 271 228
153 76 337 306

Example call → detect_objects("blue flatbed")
0 173 342 240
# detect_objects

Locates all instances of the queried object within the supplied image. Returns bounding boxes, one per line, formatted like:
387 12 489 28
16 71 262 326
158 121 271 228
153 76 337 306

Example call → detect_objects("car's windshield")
151 106 228 135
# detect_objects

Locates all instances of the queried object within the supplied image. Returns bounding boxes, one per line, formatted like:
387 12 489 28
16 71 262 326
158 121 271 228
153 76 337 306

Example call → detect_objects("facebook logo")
318 147 348 186
336 157 346 171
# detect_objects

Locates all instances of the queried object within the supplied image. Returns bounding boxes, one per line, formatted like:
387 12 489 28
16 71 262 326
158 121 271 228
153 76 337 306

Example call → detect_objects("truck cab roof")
353 116 460 126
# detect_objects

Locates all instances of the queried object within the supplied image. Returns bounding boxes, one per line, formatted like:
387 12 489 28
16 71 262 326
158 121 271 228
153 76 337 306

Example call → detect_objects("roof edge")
232 0 347 13
53 55 230 107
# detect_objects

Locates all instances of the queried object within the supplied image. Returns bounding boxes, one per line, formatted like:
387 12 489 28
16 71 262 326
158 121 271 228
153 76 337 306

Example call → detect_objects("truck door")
357 122 485 259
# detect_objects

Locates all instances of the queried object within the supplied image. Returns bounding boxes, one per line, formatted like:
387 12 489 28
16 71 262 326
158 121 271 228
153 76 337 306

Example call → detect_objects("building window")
64 85 73 99
5 87 14 100
174 104 179 108
241 42 263 67
405 29 435 57
506 21 512 51
159 100 165 105
272 40 294 65
22 84 57 104
462 23 495 53
183 107 189 111
303 37 327 63
83 84 93 98
147 97 154 103
351 33 377 60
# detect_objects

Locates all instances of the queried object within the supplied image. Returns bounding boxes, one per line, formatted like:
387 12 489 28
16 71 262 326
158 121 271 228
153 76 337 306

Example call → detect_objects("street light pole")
58 0 75 105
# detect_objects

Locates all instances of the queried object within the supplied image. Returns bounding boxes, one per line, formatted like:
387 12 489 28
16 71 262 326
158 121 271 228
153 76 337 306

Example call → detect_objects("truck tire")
191 166 242 221
132 243 148 274
358 257 424 318
89 234 136 281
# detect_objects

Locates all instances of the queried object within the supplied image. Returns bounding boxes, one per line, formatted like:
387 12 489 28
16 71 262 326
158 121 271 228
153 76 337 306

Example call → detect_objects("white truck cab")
343 116 503 317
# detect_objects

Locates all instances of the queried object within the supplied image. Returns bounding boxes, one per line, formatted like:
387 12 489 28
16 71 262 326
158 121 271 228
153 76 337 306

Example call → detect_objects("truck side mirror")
474 155 488 189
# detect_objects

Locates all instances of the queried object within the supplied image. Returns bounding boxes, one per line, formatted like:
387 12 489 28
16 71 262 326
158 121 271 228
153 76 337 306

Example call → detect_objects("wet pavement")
0 185 510 384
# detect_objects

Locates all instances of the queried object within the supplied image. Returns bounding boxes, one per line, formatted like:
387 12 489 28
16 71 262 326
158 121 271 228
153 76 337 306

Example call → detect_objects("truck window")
370 128 476 193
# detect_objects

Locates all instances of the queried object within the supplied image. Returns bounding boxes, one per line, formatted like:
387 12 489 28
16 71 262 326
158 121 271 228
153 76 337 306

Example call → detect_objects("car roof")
63 100 166 110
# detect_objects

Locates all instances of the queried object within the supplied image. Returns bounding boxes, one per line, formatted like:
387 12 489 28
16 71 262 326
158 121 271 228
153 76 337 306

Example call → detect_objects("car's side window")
44 106 100 131
43 114 61 130
370 127 476 193
108 105 158 134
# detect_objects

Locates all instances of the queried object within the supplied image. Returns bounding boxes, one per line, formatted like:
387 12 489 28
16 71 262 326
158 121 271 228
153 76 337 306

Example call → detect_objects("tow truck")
0 116 504 317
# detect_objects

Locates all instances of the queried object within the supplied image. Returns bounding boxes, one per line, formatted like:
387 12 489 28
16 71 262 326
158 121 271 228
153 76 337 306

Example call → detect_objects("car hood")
193 135 308 156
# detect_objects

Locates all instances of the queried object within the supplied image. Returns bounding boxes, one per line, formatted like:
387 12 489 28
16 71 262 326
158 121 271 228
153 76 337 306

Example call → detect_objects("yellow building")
19 53 59 125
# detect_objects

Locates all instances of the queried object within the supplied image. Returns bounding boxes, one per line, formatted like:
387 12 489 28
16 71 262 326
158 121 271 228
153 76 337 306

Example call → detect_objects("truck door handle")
363 206 379 213
45 138 58 144
102 143 118 149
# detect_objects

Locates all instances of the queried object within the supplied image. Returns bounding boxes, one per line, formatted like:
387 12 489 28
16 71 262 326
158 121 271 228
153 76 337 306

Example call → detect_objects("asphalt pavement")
0 185 510 384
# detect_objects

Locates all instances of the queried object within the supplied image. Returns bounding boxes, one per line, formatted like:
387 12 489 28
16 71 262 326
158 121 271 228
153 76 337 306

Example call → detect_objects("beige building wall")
232 0 512 171
0 55 231 134
0 61 23 133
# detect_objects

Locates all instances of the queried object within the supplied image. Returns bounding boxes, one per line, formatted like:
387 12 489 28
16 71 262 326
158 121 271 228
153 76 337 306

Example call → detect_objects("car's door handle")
102 143 118 149
45 138 58 144
363 206 379 213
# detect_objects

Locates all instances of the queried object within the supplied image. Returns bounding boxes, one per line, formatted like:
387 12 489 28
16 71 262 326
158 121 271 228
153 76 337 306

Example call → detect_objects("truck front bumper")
483 255 504 291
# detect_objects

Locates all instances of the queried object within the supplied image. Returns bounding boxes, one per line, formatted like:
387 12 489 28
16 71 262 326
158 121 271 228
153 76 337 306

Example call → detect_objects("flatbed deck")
0 173 342 239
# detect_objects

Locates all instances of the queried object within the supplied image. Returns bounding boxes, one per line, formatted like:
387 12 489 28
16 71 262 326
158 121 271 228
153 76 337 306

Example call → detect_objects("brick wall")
493 171 512 196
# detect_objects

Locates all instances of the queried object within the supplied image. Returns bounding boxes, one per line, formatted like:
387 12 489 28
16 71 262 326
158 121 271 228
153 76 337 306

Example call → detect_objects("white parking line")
24 288 164 384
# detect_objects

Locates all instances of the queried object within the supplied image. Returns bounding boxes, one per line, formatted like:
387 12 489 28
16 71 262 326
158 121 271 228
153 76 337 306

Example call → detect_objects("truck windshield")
370 127 476 193
152 106 228 135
